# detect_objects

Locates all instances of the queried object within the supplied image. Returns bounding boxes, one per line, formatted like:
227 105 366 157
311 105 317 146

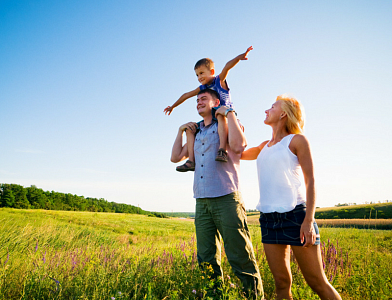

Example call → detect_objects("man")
171 89 263 298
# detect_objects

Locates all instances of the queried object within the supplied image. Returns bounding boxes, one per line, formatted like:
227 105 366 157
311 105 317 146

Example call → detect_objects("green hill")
165 202 392 220
315 202 392 219
0 183 166 218
163 212 195 218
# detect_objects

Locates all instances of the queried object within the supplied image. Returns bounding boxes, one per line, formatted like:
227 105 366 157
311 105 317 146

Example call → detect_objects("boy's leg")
176 129 196 172
212 192 264 298
215 114 228 162
186 128 195 163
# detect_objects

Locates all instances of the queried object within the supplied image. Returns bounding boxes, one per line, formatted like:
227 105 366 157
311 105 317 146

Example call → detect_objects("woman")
242 95 341 300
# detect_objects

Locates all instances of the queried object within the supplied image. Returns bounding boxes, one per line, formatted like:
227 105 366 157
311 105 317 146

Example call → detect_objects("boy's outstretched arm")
219 46 253 86
164 87 200 115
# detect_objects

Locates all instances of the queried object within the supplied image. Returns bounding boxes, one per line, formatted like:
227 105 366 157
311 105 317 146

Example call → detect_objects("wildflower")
227 275 231 279
48 277 60 292
111 297 115 300
192 289 197 294
118 291 122 296
230 283 235 288
4 253 9 266
35 241 39 252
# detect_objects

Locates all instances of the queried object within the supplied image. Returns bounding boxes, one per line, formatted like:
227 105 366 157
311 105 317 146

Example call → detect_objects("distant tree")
11 184 30 209
1 189 15 207
26 185 47 209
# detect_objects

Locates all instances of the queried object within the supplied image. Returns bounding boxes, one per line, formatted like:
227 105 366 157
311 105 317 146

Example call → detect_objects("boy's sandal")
215 148 228 162
176 160 195 172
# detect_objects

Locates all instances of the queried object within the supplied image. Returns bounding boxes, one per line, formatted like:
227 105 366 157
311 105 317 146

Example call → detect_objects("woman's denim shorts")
259 203 320 246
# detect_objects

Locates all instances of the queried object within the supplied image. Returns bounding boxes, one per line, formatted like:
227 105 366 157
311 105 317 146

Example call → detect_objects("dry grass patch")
317 218 392 229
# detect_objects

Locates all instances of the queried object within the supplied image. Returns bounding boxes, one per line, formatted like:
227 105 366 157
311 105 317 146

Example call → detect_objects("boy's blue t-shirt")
199 75 233 108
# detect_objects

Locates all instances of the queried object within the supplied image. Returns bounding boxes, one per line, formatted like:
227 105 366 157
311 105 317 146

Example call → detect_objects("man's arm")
215 107 247 154
171 122 197 162
219 46 253 88
164 87 200 115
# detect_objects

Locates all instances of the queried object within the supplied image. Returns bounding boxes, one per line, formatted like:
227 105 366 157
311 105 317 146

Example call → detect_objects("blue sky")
1 0 391 212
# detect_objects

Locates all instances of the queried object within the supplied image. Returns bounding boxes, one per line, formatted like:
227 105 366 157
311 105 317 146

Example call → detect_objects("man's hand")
164 106 174 115
179 122 198 133
238 46 253 61
214 106 229 118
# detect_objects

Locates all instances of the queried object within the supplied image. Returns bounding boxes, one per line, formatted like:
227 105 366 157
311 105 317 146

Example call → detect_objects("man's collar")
199 119 217 130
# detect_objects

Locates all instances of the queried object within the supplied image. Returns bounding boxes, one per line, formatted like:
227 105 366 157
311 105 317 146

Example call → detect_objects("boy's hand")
164 106 174 115
219 46 253 83
239 46 253 61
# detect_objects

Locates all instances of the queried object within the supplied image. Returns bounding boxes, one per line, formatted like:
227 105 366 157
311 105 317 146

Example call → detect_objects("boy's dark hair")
194 58 214 70
198 89 220 101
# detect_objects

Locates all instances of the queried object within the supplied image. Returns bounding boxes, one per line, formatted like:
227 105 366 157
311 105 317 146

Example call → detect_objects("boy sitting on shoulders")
164 46 253 172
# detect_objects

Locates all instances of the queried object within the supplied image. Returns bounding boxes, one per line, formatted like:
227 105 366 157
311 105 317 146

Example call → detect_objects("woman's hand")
300 218 316 247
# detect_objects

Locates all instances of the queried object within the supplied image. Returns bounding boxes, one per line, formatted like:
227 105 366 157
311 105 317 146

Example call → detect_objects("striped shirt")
199 75 233 108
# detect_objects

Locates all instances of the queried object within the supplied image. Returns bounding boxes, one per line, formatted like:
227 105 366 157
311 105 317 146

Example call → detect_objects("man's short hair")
198 89 220 101
194 58 214 70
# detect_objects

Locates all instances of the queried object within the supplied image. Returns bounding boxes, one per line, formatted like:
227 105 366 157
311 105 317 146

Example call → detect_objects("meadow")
1 208 391 299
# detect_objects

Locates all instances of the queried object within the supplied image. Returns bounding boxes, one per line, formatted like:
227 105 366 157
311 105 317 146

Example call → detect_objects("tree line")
0 183 166 217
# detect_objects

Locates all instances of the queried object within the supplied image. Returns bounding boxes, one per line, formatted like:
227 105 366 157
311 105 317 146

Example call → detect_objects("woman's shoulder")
289 134 311 154
291 134 309 144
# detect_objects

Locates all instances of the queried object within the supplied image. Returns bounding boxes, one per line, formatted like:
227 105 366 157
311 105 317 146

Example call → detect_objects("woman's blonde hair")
276 94 305 134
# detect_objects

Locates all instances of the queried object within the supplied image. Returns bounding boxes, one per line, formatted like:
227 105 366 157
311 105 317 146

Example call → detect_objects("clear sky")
1 0 391 212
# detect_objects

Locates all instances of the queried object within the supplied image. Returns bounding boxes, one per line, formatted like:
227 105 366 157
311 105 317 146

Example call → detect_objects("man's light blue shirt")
193 120 241 199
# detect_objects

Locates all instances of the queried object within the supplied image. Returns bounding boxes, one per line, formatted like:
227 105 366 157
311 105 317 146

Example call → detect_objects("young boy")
164 46 253 172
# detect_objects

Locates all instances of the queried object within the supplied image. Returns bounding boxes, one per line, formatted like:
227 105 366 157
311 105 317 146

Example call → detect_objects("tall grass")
0 208 391 299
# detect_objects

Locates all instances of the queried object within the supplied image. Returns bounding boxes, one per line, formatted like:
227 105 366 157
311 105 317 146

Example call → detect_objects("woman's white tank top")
256 134 305 213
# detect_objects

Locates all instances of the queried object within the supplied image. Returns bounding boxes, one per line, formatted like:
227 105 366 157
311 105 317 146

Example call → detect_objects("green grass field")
1 208 391 299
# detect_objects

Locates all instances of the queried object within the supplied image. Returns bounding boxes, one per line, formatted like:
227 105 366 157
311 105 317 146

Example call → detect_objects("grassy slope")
315 202 392 219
